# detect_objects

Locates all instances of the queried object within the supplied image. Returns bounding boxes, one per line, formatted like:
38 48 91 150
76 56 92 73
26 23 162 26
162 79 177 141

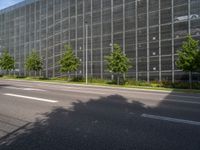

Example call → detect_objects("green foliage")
0 50 15 72
106 44 131 84
88 77 108 84
71 76 84 82
106 44 131 74
125 80 151 87
197 48 200 72
25 50 43 72
124 79 200 90
163 81 200 89
59 45 80 77
176 36 200 72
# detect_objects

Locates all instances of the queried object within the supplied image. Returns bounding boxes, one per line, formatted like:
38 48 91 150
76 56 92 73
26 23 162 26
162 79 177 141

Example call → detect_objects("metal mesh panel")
0 0 199 81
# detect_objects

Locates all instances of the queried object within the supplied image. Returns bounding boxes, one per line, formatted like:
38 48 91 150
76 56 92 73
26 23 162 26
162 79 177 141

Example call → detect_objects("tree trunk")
6 70 9 76
123 73 126 84
189 71 192 89
68 72 70 81
117 74 120 85
111 74 114 81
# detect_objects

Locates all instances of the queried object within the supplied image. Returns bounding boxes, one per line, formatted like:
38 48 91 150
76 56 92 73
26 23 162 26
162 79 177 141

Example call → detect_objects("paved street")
0 79 199 150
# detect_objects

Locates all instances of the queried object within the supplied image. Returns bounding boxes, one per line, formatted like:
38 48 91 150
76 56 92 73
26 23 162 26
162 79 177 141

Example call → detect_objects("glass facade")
0 0 200 82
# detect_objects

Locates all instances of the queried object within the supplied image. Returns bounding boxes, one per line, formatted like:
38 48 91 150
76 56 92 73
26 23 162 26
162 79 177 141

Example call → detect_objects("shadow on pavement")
0 94 199 150
0 84 11 89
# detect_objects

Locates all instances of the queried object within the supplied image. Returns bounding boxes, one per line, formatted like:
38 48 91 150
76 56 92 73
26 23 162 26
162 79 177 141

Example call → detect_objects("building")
0 0 200 82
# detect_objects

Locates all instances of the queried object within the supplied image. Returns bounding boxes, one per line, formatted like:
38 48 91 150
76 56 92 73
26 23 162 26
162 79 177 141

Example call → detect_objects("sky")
0 0 24 10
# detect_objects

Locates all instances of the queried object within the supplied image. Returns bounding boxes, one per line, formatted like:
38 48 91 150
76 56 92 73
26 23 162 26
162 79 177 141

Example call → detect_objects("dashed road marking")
4 93 58 103
141 114 200 126
5 86 46 92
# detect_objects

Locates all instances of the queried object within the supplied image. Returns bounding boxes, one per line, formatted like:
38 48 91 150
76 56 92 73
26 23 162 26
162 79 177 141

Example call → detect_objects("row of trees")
0 50 43 75
0 44 131 85
0 36 199 86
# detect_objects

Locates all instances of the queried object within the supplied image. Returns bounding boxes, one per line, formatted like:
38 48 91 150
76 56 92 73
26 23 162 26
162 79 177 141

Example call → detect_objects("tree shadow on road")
0 84 11 89
0 94 199 150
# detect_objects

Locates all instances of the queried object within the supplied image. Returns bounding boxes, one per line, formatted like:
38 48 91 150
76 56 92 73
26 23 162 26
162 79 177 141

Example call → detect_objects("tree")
25 50 43 76
0 50 15 75
197 49 200 73
176 36 200 89
106 44 131 85
59 45 80 80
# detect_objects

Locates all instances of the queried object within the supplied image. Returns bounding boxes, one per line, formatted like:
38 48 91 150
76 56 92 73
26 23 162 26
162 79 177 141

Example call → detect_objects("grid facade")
0 0 200 82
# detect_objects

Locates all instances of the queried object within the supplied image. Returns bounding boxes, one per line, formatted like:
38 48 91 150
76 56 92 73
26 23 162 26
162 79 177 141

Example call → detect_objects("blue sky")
0 0 24 10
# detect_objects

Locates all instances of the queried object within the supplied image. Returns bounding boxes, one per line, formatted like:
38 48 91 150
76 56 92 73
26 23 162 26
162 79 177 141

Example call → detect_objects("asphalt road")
0 79 200 150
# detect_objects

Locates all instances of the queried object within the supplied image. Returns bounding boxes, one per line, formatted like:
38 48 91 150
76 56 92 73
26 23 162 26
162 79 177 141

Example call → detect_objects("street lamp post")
0 45 1 75
0 44 4 75
109 43 114 80
85 22 88 84
0 45 4 55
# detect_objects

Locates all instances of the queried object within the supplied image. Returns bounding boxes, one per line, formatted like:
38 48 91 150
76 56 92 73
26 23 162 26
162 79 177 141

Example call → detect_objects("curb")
0 78 182 94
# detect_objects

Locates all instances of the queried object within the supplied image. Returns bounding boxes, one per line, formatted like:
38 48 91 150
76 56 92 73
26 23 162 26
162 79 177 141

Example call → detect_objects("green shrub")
124 79 200 89
3 75 17 79
159 81 200 89
106 78 125 85
125 80 151 87
71 76 84 82
16 76 26 79
38 77 49 80
51 77 68 81
192 82 200 89
172 82 189 89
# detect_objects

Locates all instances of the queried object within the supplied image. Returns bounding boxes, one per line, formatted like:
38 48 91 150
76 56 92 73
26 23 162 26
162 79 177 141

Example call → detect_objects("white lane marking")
135 98 200 105
58 89 106 95
25 88 46 92
5 87 46 92
5 85 104 95
163 98 200 105
4 93 58 103
141 114 200 126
